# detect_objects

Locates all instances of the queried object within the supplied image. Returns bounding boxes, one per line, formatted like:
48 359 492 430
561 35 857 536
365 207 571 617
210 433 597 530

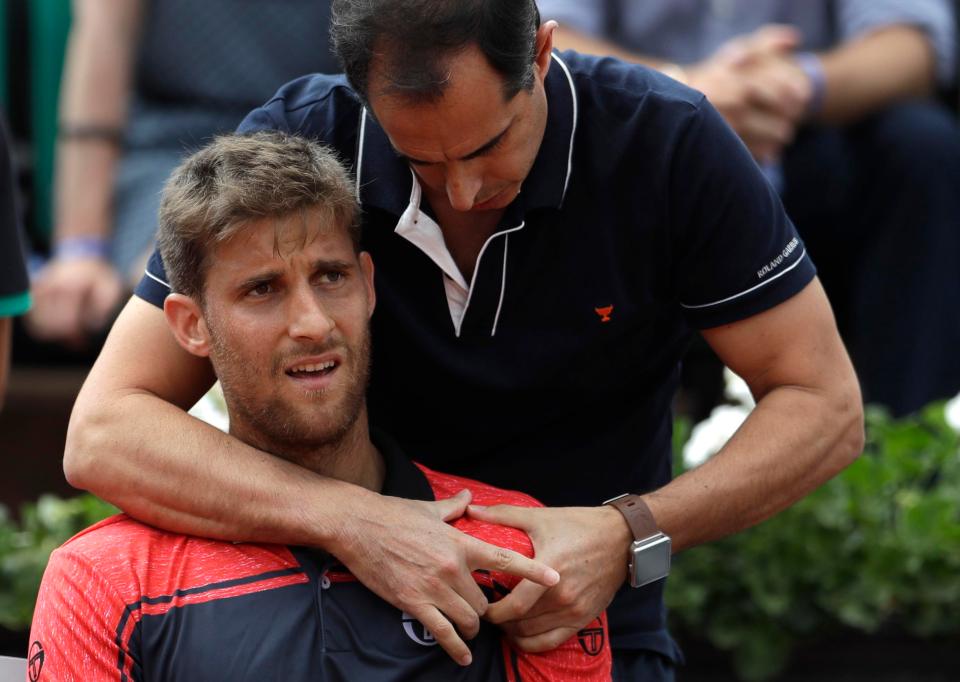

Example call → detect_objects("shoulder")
238 73 365 153
51 515 301 601
419 465 544 509
558 50 703 123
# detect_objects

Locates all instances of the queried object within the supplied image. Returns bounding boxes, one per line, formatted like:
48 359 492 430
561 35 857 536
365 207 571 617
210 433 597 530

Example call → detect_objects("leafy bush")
0 494 117 630
666 403 960 681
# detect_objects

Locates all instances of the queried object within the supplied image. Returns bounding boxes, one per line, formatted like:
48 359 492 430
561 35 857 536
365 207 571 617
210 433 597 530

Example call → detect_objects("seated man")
29 132 611 681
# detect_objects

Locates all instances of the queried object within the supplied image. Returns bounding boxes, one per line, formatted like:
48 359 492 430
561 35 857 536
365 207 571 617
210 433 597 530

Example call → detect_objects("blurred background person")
538 0 960 416
26 0 337 348
0 116 30 407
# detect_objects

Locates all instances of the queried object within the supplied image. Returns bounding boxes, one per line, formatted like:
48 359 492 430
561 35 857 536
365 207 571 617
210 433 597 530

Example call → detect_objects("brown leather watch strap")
604 494 658 541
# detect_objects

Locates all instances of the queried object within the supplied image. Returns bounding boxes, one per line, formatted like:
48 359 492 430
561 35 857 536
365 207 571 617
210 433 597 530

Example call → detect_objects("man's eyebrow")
397 122 512 166
234 259 354 291
236 270 281 292
311 258 354 271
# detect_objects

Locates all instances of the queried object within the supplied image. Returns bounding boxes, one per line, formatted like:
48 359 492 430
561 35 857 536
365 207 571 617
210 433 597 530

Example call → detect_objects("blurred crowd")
4 0 957 418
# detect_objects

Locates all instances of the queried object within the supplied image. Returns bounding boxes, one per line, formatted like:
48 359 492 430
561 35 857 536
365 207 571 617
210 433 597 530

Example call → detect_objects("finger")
447 568 491 621
467 503 536 531
743 75 805 122
432 584 485 640
506 607 580 638
466 540 560 588
431 489 472 522
739 111 793 155
407 605 474 666
510 626 580 654
484 578 550 624
749 24 802 54
85 276 124 331
38 286 86 341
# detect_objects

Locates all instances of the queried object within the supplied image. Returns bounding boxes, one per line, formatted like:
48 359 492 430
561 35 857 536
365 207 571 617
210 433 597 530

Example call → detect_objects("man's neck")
230 412 385 493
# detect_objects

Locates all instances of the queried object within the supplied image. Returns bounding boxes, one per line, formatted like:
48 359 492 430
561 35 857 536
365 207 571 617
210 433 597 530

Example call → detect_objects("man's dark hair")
331 0 542 105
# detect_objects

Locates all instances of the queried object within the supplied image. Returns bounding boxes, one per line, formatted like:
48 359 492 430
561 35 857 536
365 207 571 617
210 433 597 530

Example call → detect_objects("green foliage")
667 403 960 681
0 494 117 629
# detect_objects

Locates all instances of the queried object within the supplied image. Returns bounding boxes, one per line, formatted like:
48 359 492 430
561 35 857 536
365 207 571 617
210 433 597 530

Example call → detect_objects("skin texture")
27 0 143 345
64 19 863 659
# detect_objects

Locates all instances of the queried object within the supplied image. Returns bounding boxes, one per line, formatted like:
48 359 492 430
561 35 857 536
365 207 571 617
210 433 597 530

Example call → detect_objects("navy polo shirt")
136 51 815 658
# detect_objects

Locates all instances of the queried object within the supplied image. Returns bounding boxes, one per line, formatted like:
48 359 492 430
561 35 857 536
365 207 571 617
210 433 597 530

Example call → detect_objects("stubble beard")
211 328 373 469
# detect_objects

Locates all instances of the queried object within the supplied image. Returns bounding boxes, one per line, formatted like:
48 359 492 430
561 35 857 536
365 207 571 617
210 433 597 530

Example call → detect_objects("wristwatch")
603 493 671 588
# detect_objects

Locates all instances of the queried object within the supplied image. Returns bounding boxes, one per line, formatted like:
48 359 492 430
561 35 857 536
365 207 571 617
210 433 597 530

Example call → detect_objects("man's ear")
163 293 212 358
359 251 376 319
533 20 558 81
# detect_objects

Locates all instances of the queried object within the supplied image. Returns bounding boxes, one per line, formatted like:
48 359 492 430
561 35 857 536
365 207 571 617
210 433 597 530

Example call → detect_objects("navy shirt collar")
372 428 435 502
356 52 578 218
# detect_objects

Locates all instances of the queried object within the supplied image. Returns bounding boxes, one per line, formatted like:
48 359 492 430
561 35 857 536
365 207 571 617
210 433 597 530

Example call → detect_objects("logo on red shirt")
28 641 45 681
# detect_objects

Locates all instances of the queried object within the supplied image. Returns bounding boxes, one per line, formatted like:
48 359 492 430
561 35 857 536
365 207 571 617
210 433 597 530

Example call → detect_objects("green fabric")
0 291 31 317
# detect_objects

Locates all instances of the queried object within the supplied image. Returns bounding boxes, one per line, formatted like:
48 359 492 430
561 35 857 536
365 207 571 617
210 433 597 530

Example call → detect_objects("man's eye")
320 271 345 284
249 282 273 297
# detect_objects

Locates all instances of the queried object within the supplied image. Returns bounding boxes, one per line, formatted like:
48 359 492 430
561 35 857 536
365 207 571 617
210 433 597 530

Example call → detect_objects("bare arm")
646 278 863 550
477 279 863 650
65 297 559 665
816 25 937 125
28 0 142 343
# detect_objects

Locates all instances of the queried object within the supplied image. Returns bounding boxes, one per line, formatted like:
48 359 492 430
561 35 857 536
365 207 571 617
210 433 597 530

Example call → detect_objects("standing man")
63 1 864 679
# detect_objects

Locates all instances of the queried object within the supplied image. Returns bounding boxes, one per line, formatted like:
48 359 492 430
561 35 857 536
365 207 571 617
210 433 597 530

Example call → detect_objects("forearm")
816 25 937 125
65 385 375 546
647 374 862 552
55 0 142 242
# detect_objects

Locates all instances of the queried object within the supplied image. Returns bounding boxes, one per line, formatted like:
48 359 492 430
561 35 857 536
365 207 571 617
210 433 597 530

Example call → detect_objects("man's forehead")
209 214 353 276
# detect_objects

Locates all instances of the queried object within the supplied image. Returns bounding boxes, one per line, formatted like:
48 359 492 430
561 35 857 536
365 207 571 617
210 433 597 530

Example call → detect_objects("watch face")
630 534 671 588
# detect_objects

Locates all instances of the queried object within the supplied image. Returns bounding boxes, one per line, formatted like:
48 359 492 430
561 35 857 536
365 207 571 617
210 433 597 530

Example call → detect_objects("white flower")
723 367 755 408
189 382 230 432
682 404 751 469
945 393 960 433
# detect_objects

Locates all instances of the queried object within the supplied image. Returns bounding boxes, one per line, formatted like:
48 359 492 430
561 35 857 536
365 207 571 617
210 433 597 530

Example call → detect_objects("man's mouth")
285 359 339 379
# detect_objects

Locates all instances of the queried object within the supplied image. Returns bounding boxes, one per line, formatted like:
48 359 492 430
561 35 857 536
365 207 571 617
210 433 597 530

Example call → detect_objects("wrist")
794 52 826 116
54 236 111 262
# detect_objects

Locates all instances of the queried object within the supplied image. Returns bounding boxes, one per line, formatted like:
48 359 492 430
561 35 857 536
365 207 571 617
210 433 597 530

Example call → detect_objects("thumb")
432 489 472 522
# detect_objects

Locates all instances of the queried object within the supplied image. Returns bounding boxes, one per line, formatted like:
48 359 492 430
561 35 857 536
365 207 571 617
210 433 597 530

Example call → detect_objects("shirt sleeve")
835 0 956 85
669 97 817 330
28 548 140 681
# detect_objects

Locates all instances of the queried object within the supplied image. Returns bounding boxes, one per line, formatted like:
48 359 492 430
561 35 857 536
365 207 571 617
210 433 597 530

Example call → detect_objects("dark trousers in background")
783 100 960 416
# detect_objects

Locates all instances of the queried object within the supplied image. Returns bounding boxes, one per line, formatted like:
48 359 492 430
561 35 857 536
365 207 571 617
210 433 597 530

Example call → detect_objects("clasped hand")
330 489 561 666
468 503 632 652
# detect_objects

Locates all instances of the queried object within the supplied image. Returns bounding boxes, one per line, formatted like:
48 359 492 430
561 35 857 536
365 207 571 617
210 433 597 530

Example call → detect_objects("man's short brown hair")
157 131 359 301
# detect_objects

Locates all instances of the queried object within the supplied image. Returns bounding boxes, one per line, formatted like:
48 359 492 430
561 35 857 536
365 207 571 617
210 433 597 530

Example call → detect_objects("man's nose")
445 162 483 212
286 284 336 341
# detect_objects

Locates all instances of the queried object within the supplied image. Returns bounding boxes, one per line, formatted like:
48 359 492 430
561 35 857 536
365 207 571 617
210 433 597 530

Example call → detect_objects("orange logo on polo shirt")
594 305 614 323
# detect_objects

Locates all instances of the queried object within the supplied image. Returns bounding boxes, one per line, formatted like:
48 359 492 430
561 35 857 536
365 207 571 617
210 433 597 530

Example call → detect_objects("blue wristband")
794 52 826 116
54 236 111 261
